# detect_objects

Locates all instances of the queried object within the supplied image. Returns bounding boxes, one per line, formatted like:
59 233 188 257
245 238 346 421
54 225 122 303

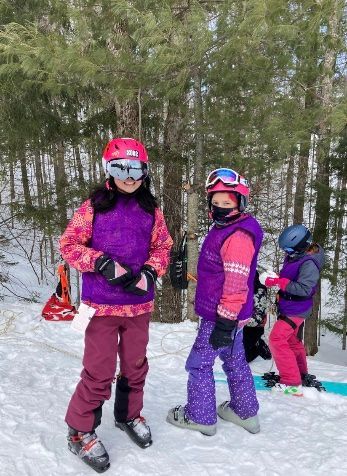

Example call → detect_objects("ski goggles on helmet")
205 168 249 190
107 159 148 181
283 246 295 254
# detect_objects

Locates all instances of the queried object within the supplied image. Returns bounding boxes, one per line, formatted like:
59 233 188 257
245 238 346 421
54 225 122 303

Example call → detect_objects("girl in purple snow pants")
167 167 263 435
185 320 259 425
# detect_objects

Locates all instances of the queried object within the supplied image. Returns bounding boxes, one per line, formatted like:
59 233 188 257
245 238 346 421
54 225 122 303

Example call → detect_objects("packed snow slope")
1 304 347 476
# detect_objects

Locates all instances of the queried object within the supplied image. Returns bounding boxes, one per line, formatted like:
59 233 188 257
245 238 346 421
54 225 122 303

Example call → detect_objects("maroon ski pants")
65 313 151 432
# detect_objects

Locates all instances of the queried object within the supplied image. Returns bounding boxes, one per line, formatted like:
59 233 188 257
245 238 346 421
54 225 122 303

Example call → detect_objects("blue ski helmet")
278 224 313 254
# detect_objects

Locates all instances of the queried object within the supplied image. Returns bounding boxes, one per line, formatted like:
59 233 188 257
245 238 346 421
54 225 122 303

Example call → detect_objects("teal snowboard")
214 372 347 397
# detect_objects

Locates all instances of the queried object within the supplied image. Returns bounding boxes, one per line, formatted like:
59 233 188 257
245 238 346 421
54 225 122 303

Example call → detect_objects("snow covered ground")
1 303 347 476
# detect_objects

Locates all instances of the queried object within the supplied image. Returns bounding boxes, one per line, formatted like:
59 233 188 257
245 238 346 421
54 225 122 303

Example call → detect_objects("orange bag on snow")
42 263 76 321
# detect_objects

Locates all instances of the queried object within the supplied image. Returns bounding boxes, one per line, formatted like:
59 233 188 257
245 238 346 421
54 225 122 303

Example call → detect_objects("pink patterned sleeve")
217 230 255 321
59 200 103 272
145 208 173 277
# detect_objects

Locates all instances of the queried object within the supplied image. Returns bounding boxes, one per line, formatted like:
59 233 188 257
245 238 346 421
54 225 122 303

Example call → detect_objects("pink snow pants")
269 316 308 386
65 313 151 432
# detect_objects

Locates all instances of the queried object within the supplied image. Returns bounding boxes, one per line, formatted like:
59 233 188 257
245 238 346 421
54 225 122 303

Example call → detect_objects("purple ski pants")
65 313 151 432
185 320 259 425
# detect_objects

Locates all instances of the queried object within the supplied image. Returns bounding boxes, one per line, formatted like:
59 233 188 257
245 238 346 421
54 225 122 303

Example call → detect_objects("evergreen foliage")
0 0 346 347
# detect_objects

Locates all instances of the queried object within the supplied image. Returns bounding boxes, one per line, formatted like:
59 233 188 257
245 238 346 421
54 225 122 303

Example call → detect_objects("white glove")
259 270 278 286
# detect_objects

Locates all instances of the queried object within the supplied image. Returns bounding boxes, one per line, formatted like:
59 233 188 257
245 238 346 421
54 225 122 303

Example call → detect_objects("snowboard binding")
301 373 326 392
262 372 326 392
262 372 280 388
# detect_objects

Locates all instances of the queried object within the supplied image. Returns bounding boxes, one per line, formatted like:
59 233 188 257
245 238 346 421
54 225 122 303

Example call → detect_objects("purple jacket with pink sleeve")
194 215 263 322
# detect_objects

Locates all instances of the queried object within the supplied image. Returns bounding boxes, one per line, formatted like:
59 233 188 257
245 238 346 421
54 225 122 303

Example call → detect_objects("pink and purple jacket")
195 214 263 325
59 198 173 317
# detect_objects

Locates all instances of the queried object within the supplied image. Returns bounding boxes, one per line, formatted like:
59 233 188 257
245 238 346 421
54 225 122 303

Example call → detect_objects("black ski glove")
95 255 132 285
124 265 157 296
209 317 237 350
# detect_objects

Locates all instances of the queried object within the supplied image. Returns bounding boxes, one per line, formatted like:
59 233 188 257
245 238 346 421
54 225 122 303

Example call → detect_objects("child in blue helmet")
260 224 324 396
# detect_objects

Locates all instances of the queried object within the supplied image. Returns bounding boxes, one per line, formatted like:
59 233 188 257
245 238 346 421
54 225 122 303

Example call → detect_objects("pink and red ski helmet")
205 168 250 197
205 168 250 211
102 137 148 174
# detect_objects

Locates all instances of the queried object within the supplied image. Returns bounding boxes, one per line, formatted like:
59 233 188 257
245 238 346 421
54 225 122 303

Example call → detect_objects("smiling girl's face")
114 178 142 194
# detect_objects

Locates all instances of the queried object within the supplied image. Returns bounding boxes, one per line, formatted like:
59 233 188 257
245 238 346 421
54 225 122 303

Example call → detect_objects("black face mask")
211 205 239 224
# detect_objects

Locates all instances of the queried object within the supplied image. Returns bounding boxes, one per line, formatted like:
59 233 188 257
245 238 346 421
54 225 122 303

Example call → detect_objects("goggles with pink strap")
205 168 249 190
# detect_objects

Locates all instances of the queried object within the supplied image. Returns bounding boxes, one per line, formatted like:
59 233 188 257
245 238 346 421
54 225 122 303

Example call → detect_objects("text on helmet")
126 149 139 158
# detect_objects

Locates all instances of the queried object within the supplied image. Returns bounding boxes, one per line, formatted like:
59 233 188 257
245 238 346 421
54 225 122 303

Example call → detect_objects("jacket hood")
288 244 325 270
310 244 325 270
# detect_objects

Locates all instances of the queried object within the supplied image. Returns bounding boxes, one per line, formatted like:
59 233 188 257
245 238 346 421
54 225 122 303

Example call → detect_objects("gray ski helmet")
278 224 312 254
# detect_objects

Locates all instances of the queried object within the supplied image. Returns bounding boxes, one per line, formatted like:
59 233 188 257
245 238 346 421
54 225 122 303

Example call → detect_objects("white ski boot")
166 405 217 436
217 402 260 434
271 383 303 396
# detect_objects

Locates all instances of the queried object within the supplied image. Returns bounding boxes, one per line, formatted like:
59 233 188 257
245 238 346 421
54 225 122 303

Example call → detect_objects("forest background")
0 0 346 355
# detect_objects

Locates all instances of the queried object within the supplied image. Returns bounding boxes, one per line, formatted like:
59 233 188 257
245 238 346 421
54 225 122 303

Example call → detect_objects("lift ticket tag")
71 303 96 333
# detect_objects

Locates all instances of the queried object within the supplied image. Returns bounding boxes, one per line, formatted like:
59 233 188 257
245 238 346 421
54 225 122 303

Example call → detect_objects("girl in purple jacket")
60 138 172 472
260 224 324 396
167 168 263 437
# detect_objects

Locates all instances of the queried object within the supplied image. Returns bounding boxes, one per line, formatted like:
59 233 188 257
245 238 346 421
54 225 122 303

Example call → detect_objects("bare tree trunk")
39 148 55 264
332 175 346 283
306 1 342 355
313 0 341 244
187 189 199 321
53 142 68 233
9 161 15 227
159 100 184 323
304 282 320 355
49 235 55 265
308 142 316 229
137 88 142 140
73 145 85 188
293 141 310 224
313 144 331 244
34 150 44 208
343 258 347 350
40 150 48 202
293 54 317 225
114 98 139 137
39 237 45 281
305 153 330 356
331 174 342 239
283 156 295 227
19 151 33 208
187 71 204 322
